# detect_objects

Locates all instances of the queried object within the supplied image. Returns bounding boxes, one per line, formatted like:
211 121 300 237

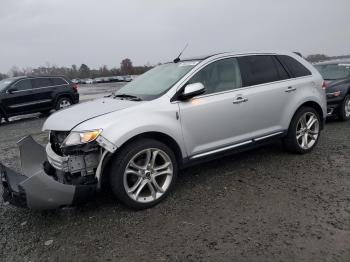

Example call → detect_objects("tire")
109 138 178 209
55 97 72 110
283 107 321 154
338 94 350 121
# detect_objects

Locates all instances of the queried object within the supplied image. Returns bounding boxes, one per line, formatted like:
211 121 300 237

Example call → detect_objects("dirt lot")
0 92 349 261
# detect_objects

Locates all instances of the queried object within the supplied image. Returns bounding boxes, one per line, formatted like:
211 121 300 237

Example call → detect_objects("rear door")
235 55 293 136
1 79 36 114
31 77 55 110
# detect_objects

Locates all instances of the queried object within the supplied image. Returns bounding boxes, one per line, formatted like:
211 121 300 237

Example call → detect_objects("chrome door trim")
190 140 253 159
253 131 284 142
8 99 52 109
189 131 284 160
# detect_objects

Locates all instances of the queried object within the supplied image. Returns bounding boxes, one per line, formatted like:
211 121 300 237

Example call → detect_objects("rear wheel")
55 97 72 110
338 94 350 121
284 107 321 154
109 139 178 209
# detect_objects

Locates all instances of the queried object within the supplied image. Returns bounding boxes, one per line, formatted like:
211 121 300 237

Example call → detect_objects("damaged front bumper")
1 136 97 209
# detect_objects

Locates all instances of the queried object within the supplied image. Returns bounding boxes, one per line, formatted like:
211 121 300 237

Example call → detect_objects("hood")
43 98 143 131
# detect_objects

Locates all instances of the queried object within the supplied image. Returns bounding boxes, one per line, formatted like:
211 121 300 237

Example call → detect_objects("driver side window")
188 58 242 95
12 79 32 91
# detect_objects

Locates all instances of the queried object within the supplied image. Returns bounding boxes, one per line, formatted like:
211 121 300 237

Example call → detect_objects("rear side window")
276 55 311 78
51 77 67 85
32 78 52 88
13 79 32 91
237 55 289 87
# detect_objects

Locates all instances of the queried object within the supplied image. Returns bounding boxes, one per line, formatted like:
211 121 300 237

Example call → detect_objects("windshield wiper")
113 93 142 101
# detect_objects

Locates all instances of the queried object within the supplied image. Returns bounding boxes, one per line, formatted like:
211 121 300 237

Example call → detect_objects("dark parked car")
0 76 79 124
314 60 350 121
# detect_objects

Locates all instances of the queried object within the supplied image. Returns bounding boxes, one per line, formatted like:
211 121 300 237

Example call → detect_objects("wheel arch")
118 132 183 166
54 93 74 106
0 104 6 118
292 101 325 129
100 131 184 187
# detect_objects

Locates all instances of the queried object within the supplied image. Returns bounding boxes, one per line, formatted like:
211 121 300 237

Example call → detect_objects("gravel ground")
0 100 349 261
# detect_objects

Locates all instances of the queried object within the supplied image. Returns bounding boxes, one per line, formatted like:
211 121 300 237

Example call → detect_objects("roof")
179 50 298 62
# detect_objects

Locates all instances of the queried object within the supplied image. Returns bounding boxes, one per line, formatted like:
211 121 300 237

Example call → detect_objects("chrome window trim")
171 54 313 102
7 79 32 93
6 77 69 94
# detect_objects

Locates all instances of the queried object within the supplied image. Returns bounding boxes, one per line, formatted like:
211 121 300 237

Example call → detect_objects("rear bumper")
72 93 79 104
327 101 342 116
1 136 96 209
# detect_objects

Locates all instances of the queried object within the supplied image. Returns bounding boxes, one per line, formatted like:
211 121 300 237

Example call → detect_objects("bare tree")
121 58 133 75
305 54 329 63
79 64 90 78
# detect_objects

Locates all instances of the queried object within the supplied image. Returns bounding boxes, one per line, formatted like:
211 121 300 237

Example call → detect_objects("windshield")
0 78 16 92
315 63 350 80
114 61 199 100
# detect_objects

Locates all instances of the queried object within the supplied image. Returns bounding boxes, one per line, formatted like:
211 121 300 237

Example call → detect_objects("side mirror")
7 88 18 94
179 82 205 100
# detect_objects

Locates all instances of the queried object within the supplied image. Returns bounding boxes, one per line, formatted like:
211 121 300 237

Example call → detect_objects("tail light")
72 83 78 92
321 81 327 90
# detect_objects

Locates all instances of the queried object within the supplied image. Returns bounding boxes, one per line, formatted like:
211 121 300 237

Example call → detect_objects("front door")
178 57 252 158
2 79 36 114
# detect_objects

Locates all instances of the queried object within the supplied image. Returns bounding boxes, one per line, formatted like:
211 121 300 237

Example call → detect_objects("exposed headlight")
63 129 102 147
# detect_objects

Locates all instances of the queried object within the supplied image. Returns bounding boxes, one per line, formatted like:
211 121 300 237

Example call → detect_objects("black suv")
314 59 350 121
0 76 79 123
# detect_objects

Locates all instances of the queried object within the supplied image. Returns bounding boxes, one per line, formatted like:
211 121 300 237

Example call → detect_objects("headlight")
63 129 102 147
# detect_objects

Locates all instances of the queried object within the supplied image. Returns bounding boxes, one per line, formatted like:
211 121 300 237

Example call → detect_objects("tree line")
1 54 350 81
0 58 153 81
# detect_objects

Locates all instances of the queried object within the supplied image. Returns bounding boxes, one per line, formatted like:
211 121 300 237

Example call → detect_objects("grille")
49 131 70 156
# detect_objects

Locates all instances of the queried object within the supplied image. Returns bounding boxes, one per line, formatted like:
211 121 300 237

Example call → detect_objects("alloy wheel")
123 148 173 203
59 99 71 109
296 112 320 150
345 96 350 118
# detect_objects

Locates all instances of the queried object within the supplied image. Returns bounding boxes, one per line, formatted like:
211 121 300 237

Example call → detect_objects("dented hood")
43 97 142 131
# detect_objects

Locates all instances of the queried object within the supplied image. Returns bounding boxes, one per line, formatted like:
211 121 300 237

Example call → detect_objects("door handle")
233 96 248 104
285 86 297 93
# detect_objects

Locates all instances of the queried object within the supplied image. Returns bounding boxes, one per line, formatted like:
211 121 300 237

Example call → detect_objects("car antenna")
173 43 189 63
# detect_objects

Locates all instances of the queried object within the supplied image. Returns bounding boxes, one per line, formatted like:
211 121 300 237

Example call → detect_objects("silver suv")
1 51 327 210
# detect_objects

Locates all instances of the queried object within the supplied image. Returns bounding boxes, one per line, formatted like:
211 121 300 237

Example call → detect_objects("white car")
1 51 326 210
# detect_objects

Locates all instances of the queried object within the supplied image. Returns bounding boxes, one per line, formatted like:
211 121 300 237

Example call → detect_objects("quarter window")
13 79 32 91
276 55 311 78
237 55 289 87
188 58 242 95
51 77 67 85
32 78 52 88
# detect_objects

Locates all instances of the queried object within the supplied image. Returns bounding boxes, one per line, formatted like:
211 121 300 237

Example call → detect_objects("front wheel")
338 94 350 121
109 139 178 209
284 107 321 154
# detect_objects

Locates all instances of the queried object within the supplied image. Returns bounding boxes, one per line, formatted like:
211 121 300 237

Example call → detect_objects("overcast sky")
0 0 349 73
